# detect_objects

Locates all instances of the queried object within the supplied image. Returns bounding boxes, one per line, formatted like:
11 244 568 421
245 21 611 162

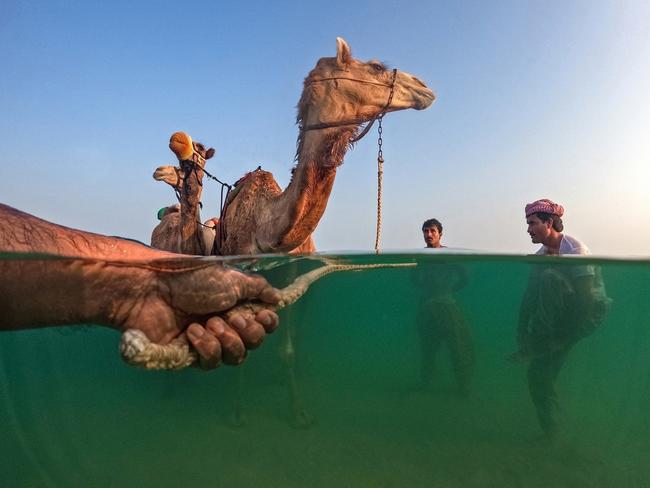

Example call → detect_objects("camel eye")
371 63 384 72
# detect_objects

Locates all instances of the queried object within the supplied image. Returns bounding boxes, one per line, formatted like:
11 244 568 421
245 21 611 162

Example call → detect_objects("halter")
300 69 398 143
299 68 398 253
178 152 233 254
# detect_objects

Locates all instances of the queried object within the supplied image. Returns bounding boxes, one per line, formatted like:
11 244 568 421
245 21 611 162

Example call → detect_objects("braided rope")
120 262 415 370
375 155 383 254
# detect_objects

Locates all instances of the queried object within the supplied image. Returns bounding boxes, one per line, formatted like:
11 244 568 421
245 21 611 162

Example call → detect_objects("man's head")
525 199 564 244
422 218 443 248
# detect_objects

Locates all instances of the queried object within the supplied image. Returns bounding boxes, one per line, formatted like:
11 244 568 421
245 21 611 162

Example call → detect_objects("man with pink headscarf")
511 199 611 440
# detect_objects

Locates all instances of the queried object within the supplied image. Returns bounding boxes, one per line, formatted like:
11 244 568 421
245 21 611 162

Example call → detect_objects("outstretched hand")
113 261 281 369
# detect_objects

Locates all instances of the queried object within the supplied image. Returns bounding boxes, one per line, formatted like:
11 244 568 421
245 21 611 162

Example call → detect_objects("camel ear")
336 37 352 67
205 148 215 159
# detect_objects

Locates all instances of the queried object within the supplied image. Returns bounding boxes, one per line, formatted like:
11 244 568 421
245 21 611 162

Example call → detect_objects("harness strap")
300 69 398 144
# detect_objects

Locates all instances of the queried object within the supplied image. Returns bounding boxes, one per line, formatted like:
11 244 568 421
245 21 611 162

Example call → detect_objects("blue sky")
1 0 648 256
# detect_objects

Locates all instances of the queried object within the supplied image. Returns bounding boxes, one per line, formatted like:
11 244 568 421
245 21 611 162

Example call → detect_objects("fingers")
231 271 281 305
259 286 281 305
221 309 279 351
167 266 280 316
205 316 247 365
186 323 222 369
227 314 267 349
185 310 280 369
255 309 279 333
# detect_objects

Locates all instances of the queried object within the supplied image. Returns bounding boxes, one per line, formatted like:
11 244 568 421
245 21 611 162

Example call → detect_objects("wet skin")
0 203 280 369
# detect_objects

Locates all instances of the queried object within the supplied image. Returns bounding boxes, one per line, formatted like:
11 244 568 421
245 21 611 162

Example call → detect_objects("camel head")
153 165 184 189
168 131 216 167
298 37 435 132
153 133 217 190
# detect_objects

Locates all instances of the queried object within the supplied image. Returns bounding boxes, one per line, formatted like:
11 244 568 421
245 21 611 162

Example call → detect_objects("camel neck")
178 160 205 255
266 127 353 251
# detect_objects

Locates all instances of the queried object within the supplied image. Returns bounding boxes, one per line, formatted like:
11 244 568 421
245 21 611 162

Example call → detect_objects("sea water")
1 252 648 487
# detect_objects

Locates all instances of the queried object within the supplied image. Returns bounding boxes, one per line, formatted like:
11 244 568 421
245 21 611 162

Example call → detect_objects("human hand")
110 259 280 369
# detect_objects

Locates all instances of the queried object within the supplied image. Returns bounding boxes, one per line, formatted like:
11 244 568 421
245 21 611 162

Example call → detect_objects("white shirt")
535 234 590 257
536 234 608 299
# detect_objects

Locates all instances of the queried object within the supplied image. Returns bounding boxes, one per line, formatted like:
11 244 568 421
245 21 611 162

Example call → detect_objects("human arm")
507 269 538 362
0 203 175 260
571 273 596 324
0 204 281 368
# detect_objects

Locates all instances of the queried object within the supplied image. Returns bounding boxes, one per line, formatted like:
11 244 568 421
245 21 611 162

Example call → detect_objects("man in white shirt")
511 199 611 439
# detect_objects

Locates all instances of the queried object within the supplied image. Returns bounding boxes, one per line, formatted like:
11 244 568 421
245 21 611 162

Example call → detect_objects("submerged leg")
527 346 571 438
416 301 446 390
279 309 314 429
525 269 580 437
443 304 475 398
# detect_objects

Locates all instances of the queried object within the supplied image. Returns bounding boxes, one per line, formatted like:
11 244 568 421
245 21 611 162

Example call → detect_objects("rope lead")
375 115 385 254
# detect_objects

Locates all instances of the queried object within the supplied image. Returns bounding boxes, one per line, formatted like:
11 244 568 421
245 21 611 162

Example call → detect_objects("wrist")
0 257 154 330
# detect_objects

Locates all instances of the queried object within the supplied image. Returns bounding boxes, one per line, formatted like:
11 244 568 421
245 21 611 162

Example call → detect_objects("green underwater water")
1 252 649 487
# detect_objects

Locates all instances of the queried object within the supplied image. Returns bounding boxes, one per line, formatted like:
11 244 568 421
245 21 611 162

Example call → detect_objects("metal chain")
374 70 396 254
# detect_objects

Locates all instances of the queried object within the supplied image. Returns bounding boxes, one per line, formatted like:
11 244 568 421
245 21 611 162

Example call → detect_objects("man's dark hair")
534 212 564 232
422 218 443 233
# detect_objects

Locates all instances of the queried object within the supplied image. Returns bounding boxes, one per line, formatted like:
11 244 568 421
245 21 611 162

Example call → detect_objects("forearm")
572 276 596 323
1 203 176 260
517 302 531 344
0 257 149 331
516 287 536 346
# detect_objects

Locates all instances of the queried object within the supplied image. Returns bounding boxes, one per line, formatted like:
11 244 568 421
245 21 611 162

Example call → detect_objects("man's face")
526 214 552 244
422 226 442 248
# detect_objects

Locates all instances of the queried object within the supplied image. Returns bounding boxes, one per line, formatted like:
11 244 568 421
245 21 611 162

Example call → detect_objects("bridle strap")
300 69 398 142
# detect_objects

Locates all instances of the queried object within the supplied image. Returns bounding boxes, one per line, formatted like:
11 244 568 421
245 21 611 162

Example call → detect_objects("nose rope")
299 69 398 253
374 69 397 254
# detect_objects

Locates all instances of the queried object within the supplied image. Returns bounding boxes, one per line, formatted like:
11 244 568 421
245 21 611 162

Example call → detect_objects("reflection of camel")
148 37 434 427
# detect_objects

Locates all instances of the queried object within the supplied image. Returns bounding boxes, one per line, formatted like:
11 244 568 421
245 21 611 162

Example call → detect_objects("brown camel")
150 138 217 255
151 163 219 255
150 37 434 427
152 37 433 257
217 37 433 255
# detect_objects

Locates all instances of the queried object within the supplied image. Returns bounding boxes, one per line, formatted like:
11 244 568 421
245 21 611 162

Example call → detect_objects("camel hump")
225 168 275 205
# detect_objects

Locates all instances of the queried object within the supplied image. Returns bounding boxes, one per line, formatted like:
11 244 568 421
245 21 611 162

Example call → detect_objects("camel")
151 164 218 254
151 37 433 257
217 38 433 255
150 37 434 427
150 138 217 256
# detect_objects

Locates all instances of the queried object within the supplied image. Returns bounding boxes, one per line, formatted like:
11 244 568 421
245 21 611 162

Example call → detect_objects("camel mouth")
414 87 435 110
153 167 174 181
